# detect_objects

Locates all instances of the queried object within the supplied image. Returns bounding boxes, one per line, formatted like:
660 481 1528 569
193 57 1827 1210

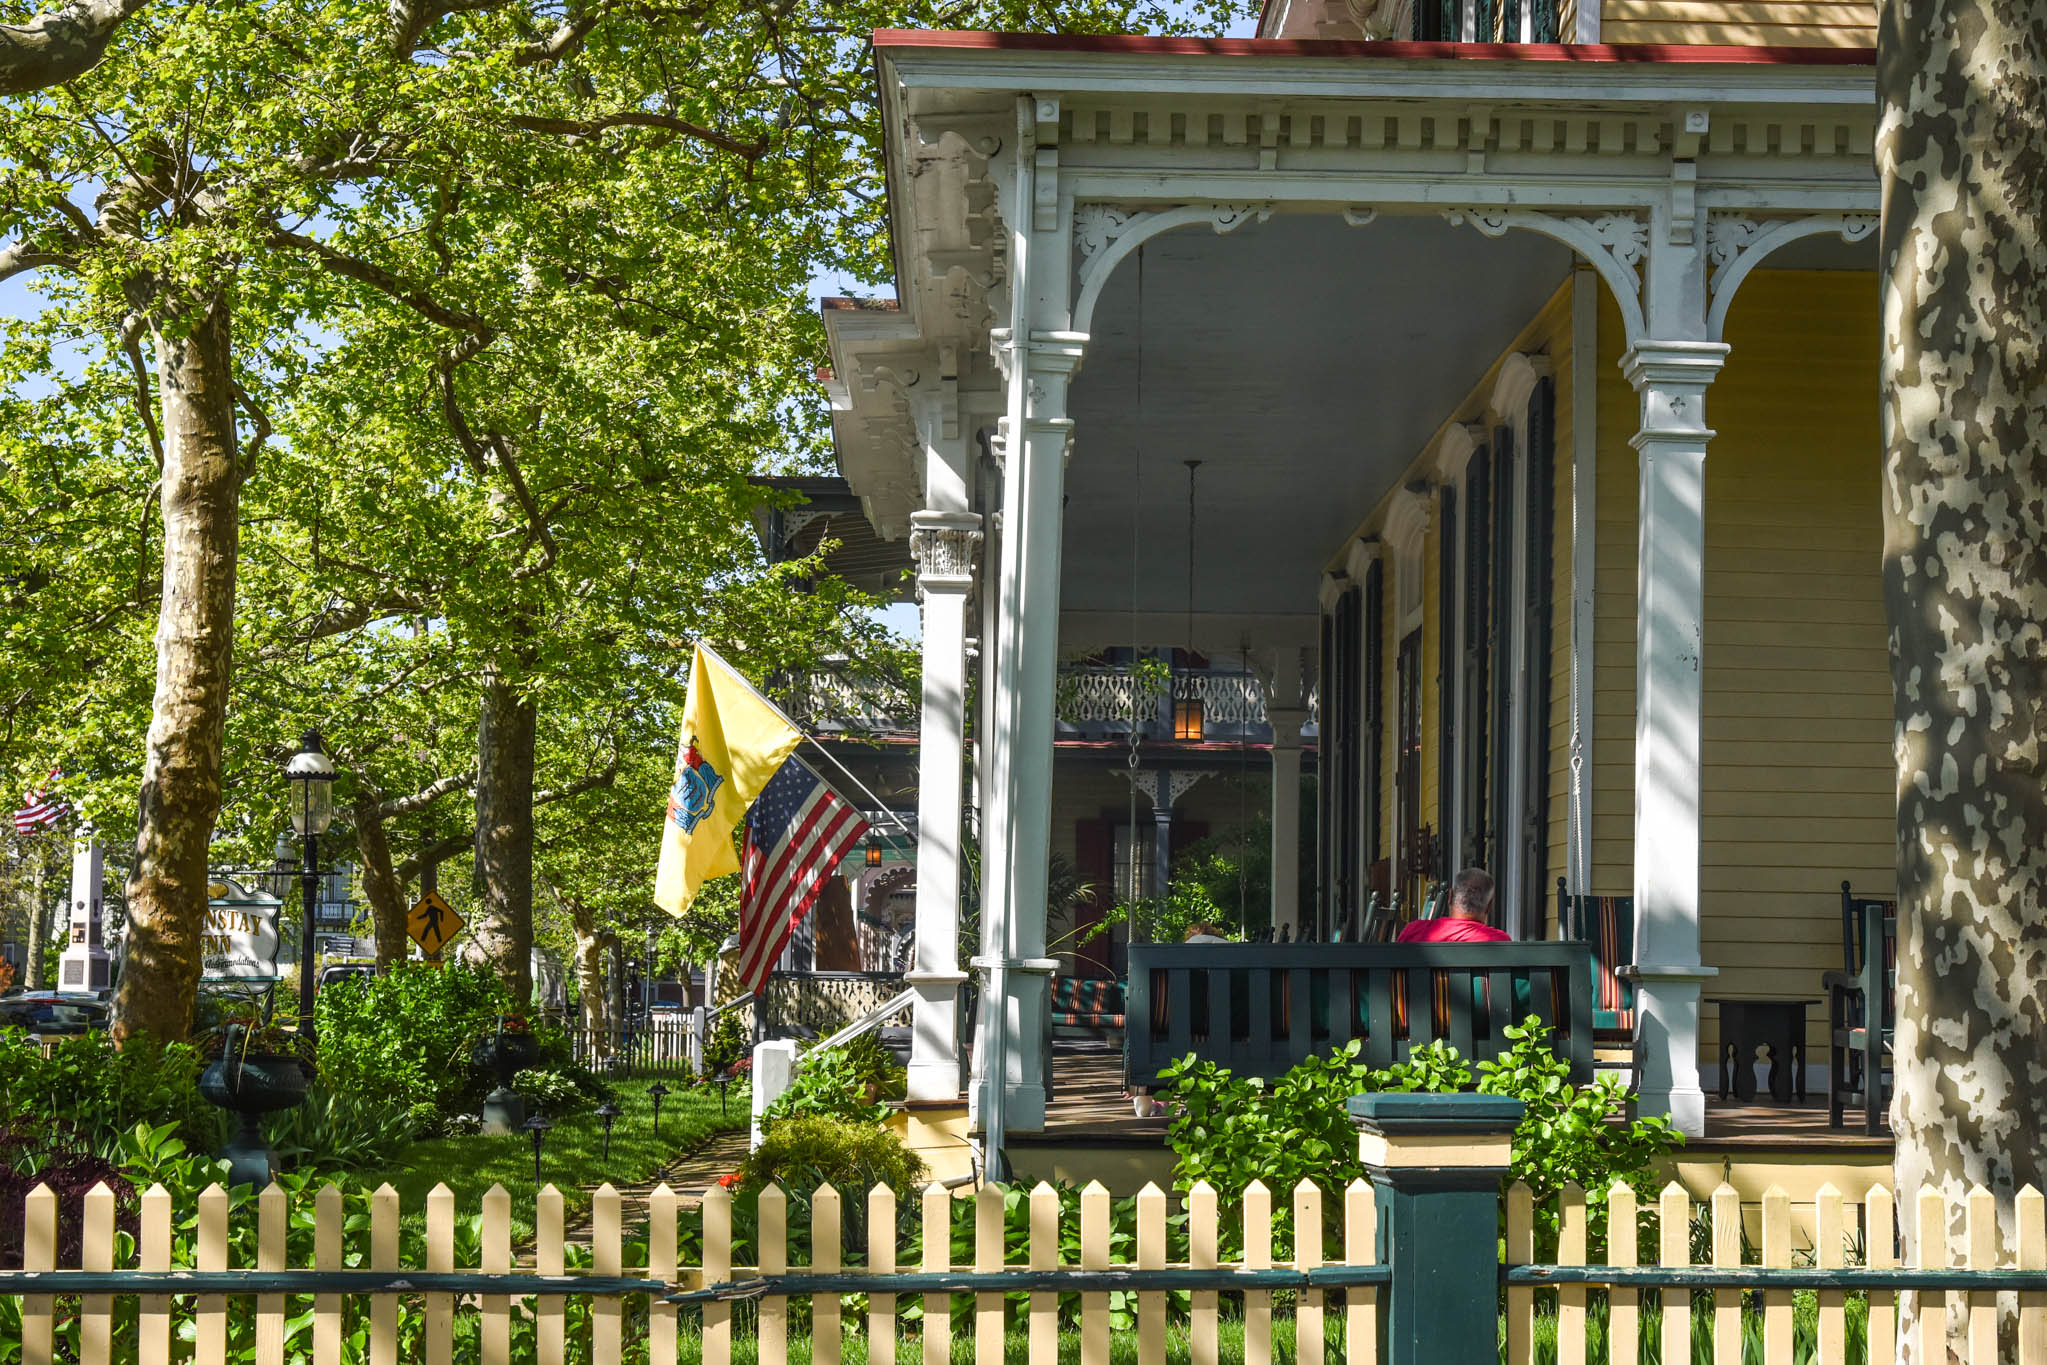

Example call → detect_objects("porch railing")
1124 940 1596 1090
6 1102 2043 1365
758 969 910 1043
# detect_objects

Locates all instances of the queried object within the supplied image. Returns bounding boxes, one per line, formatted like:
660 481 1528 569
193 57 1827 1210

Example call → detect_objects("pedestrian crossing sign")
407 890 463 957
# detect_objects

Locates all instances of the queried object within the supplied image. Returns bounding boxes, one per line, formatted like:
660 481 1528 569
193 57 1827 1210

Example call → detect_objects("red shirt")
1396 916 1511 944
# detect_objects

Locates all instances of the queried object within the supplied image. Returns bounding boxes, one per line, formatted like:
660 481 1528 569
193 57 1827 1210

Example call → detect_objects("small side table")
1709 997 1815 1104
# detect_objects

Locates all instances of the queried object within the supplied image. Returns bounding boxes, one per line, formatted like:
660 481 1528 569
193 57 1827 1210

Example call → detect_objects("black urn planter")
475 1028 541 1135
199 1049 313 1188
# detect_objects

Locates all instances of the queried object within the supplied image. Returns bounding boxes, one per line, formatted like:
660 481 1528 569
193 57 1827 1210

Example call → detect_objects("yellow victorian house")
818 0 1886 1179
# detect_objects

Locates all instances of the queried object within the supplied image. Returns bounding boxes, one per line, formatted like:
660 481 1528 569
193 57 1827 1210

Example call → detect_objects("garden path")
557 1125 751 1246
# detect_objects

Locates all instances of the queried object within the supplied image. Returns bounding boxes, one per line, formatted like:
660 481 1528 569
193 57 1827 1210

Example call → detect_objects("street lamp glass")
285 732 337 837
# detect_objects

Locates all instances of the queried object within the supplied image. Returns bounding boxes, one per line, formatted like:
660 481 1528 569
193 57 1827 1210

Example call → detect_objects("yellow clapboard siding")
1601 19 1874 45
1602 0 1874 20
1594 272 1889 1067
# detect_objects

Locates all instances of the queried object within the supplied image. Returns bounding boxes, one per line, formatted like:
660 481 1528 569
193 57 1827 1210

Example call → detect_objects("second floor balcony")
788 657 1318 748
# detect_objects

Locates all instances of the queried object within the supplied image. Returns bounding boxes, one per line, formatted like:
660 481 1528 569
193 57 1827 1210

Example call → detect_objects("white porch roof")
824 32 1876 643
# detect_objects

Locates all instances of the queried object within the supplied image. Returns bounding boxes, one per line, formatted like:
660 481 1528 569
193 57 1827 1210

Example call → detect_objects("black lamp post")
647 1081 670 1140
522 1113 553 1185
285 731 337 1040
595 1101 620 1160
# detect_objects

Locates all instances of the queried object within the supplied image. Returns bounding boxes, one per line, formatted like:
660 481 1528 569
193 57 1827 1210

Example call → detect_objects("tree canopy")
0 0 1251 1037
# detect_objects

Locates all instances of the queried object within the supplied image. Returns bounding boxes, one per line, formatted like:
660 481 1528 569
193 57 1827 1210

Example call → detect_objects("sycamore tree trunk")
472 670 535 1005
567 893 612 1057
23 844 48 990
351 788 410 971
113 296 241 1046
1880 1 2047 1355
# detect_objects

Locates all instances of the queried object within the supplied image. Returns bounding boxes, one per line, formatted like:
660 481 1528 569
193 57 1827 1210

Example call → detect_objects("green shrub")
513 1066 611 1117
837 1033 907 1101
313 964 560 1116
0 1028 216 1158
762 1046 891 1131
737 1114 926 1249
267 1085 420 1174
1162 1017 1680 1258
702 1012 748 1078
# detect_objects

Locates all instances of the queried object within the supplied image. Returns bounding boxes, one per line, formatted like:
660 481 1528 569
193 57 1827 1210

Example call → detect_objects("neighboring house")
755 477 1308 981
817 6 1882 1142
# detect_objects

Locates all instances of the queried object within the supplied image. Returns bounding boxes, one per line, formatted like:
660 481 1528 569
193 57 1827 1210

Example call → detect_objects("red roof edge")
871 29 1875 66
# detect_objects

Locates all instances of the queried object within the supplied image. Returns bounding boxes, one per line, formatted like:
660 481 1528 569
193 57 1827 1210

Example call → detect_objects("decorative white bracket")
1703 212 1878 341
1072 202 1275 336
1124 767 1210 810
1442 207 1650 345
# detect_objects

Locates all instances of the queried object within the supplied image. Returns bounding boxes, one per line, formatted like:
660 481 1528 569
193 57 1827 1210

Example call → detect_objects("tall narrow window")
1487 424 1517 888
1362 560 1386 880
1520 378 1558 934
1436 487 1458 863
1395 628 1425 909
1460 443 1492 869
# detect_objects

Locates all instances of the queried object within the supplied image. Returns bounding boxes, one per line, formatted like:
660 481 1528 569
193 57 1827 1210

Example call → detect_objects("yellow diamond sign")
407 890 464 957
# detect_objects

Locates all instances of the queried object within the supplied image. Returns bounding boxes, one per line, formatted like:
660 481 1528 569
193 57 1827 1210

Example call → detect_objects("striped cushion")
1051 976 1126 1028
1588 896 1635 1034
1555 889 1635 1038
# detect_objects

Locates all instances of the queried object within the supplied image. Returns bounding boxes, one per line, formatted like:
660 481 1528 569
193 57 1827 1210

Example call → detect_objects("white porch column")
977 95 1083 1141
906 508 981 1101
1266 647 1308 936
1622 337 1727 1137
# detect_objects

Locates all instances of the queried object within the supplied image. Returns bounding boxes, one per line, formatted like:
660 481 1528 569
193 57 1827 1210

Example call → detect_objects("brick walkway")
559 1126 751 1244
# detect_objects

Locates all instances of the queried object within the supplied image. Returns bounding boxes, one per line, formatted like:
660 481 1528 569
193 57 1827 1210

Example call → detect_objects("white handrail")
807 986 917 1056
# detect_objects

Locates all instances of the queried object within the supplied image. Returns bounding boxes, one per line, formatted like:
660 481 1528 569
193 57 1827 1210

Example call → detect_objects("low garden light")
717 1074 731 1116
595 1101 620 1160
522 1113 554 1185
647 1081 670 1139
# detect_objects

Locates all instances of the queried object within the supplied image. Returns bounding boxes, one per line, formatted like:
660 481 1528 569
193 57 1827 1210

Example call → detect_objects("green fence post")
1348 1093 1524 1365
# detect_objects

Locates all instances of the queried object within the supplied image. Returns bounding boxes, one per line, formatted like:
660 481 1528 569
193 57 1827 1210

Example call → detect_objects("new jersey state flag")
654 644 803 915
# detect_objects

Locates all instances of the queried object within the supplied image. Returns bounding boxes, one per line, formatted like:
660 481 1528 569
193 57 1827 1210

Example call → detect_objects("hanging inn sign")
200 877 284 982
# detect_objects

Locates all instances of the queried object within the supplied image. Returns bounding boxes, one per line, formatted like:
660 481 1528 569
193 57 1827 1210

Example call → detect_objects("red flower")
717 1171 743 1189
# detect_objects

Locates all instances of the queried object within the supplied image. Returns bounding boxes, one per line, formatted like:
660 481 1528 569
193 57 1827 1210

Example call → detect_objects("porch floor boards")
1039 1044 1894 1152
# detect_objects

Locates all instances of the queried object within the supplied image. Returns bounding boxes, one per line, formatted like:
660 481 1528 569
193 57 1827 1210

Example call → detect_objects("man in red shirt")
1396 867 1511 943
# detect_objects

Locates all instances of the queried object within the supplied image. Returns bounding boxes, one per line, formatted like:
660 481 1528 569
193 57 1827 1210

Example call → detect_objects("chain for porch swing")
1125 245 1145 949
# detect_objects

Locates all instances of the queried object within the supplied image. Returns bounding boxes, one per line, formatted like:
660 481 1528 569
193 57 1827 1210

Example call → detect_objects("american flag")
733 757 869 996
13 769 66 835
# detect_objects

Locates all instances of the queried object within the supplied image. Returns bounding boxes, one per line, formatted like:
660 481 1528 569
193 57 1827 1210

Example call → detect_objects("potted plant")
197 1018 314 1187
473 1013 543 1134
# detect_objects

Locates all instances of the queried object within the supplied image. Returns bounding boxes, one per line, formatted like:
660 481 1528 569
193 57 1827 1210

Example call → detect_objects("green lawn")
353 1077 749 1238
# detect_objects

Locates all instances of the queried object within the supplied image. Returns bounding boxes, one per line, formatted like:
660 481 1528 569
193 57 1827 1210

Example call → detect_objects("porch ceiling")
1062 211 1571 623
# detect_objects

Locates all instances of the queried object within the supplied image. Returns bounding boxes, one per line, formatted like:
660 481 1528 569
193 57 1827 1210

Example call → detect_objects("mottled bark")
113 296 240 1046
0 0 150 95
1880 0 2047 1355
351 788 410 971
471 671 535 1004
566 892 612 1057
23 847 48 990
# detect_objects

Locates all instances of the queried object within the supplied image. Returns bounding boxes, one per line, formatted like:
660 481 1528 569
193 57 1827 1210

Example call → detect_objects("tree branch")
268 226 493 334
114 311 166 471
395 832 473 882
378 769 475 820
0 239 78 280
506 112 767 161
389 753 620 880
0 0 150 96
487 435 559 579
510 13 596 66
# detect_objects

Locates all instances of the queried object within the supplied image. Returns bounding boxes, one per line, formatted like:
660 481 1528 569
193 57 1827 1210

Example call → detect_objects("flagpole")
694 641 917 840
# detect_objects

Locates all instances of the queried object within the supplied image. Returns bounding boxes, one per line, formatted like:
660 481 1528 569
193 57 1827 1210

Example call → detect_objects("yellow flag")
653 644 803 914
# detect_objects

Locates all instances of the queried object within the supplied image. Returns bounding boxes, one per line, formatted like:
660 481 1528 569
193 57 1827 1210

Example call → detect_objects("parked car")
0 990 112 1037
